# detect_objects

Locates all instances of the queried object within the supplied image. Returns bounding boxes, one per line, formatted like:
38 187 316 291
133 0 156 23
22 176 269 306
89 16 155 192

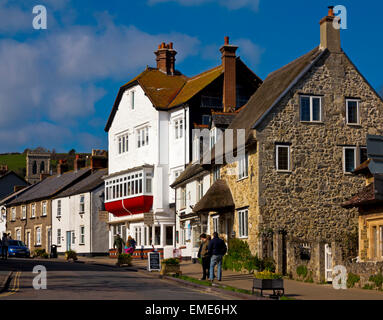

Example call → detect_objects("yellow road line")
0 271 21 298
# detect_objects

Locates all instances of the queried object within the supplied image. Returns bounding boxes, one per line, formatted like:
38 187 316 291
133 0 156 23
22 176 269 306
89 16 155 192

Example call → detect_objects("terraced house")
173 7 383 282
6 161 91 253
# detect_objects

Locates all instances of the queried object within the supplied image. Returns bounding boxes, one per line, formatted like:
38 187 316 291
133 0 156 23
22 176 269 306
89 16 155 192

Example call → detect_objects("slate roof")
193 179 234 213
105 58 261 131
0 184 34 206
8 168 91 205
54 168 107 198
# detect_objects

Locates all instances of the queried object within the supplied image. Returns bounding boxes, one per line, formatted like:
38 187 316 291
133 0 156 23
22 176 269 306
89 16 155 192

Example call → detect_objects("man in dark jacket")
208 232 227 281
113 234 124 256
197 234 210 280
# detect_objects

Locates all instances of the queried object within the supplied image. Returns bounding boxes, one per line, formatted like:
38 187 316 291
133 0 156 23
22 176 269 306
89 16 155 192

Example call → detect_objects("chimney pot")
169 42 173 49
154 42 177 75
328 6 335 17
224 36 229 45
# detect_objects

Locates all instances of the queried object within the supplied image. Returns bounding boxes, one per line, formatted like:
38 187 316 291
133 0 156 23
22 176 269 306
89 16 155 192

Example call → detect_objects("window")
197 179 203 201
173 170 182 183
174 119 183 139
79 195 85 213
80 226 85 245
118 134 129 154
343 147 356 173
300 95 322 122
166 226 173 246
31 203 36 218
40 161 45 173
137 127 149 148
32 161 37 175
238 209 249 238
57 200 61 217
213 166 220 182
22 206 26 220
360 147 368 165
42 202 47 216
202 115 211 125
213 216 219 234
210 128 217 148
131 91 135 110
57 229 61 245
238 152 249 180
145 172 152 193
180 187 186 209
346 99 360 125
154 226 161 245
36 227 41 245
16 229 21 241
71 231 75 244
276 145 290 171
10 208 16 221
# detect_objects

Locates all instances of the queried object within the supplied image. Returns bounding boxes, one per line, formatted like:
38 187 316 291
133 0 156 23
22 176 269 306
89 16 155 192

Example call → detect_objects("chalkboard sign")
148 252 161 271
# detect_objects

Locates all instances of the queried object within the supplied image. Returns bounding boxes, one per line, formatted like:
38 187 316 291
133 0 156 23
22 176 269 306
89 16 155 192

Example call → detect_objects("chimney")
0 165 8 176
57 159 68 176
220 36 238 113
90 150 108 171
320 6 341 52
74 154 86 172
154 42 177 75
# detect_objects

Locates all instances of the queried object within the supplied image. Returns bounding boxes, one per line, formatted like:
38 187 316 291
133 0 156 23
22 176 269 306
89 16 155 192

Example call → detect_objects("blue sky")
0 0 382 153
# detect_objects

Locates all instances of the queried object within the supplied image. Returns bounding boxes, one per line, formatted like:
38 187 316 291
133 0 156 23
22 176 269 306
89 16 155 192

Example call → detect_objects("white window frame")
343 147 357 173
42 201 47 217
238 209 249 238
276 145 291 172
31 203 36 218
174 118 183 140
79 226 85 245
346 99 360 125
36 227 41 246
238 152 249 180
213 166 220 182
21 206 26 220
16 228 21 241
180 187 186 209
57 200 61 218
213 216 220 234
11 207 16 221
117 133 129 155
137 126 149 148
210 127 217 148
79 195 85 213
197 179 204 201
300 95 322 122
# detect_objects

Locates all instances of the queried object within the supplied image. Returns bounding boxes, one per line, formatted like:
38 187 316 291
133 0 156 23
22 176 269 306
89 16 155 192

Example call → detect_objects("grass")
0 153 26 176
173 274 212 287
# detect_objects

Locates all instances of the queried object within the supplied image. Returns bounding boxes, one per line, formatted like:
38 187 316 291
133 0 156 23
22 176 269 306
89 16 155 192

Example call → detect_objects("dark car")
6 240 30 258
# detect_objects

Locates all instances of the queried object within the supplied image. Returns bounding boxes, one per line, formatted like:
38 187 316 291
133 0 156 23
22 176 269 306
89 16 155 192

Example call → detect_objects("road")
0 258 230 300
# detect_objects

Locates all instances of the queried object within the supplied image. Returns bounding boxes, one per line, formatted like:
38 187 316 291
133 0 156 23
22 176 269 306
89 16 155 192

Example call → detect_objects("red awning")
105 195 153 217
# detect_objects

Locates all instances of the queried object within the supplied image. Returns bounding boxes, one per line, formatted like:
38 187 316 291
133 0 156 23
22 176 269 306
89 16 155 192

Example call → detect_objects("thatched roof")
193 179 234 213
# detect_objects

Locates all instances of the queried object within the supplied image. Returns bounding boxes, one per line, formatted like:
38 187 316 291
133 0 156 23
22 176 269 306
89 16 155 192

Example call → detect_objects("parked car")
6 240 30 258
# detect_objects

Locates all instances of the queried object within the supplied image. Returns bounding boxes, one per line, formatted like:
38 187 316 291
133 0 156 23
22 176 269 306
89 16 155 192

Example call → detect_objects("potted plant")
160 258 181 276
253 270 284 297
65 250 78 262
117 253 132 266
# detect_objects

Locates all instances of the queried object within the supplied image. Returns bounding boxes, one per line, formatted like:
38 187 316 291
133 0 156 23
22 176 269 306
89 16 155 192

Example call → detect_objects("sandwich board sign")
148 251 161 272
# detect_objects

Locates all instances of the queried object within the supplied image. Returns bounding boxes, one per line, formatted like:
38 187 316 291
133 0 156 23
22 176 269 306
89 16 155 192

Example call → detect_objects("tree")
68 149 76 155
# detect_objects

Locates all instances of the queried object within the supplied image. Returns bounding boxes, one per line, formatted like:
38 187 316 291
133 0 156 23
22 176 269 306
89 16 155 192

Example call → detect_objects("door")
66 231 71 251
325 244 333 282
47 228 52 253
26 232 31 249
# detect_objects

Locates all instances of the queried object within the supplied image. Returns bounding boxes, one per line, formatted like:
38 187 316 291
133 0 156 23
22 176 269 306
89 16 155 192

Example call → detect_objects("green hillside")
0 153 26 177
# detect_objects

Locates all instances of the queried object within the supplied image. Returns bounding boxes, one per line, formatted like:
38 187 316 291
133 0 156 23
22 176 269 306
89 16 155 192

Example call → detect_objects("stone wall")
253 50 383 274
345 262 383 289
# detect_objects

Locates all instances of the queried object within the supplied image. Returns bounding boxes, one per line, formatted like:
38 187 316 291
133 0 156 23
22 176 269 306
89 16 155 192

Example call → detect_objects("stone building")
172 7 383 282
26 152 51 184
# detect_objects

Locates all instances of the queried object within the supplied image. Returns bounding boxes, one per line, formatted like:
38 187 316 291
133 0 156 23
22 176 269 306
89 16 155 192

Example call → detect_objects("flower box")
160 263 181 276
252 278 284 297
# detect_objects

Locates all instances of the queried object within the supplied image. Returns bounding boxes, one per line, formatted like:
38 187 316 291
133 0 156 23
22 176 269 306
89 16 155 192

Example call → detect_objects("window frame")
238 152 249 180
79 226 85 245
276 144 291 172
197 179 204 201
213 216 220 234
346 99 360 125
130 90 135 110
57 228 61 246
11 207 16 221
343 146 357 173
35 227 41 246
31 203 36 218
174 118 184 140
300 95 322 123
238 209 249 238
21 206 26 220
57 200 61 218
41 201 47 217
137 126 149 148
79 195 85 213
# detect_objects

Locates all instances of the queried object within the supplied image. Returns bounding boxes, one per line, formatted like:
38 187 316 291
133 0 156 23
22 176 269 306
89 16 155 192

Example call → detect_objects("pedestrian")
125 236 136 255
113 234 124 256
2 233 9 260
206 235 215 279
197 233 211 280
208 232 227 282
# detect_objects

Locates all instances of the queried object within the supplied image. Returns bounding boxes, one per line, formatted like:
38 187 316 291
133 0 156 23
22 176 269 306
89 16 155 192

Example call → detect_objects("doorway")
26 231 31 249
66 231 71 251
325 244 333 282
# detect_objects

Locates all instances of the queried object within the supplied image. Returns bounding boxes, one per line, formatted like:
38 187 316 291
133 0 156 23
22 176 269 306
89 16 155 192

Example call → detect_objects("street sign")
148 252 161 272
144 212 154 225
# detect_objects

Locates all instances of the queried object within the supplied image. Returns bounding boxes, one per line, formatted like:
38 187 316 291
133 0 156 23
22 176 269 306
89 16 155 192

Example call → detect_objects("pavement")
58 255 383 300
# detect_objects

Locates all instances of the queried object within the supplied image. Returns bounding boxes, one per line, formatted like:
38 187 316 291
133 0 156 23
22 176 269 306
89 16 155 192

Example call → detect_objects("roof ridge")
188 65 222 81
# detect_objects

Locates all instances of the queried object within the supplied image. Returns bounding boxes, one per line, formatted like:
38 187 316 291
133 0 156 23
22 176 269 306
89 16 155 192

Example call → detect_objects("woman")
124 236 136 254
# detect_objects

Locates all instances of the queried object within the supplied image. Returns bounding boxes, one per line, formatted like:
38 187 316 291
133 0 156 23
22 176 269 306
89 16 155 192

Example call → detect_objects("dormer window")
346 99 360 125
300 95 322 122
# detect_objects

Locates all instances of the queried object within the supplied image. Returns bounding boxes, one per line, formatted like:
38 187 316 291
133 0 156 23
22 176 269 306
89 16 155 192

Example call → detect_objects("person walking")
208 232 227 282
113 234 124 256
2 233 9 260
197 234 211 280
125 236 136 255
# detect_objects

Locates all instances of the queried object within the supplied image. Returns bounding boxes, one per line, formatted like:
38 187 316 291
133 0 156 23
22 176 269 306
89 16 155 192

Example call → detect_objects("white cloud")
236 38 264 67
147 0 260 11
0 12 201 152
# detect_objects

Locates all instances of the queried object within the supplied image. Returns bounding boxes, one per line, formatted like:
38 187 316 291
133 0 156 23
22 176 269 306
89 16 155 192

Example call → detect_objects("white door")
325 244 333 282
26 232 31 249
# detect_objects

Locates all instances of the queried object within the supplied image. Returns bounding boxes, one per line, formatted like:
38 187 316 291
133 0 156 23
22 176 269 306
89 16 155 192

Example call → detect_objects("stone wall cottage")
103 38 261 258
6 161 92 254
174 7 383 282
